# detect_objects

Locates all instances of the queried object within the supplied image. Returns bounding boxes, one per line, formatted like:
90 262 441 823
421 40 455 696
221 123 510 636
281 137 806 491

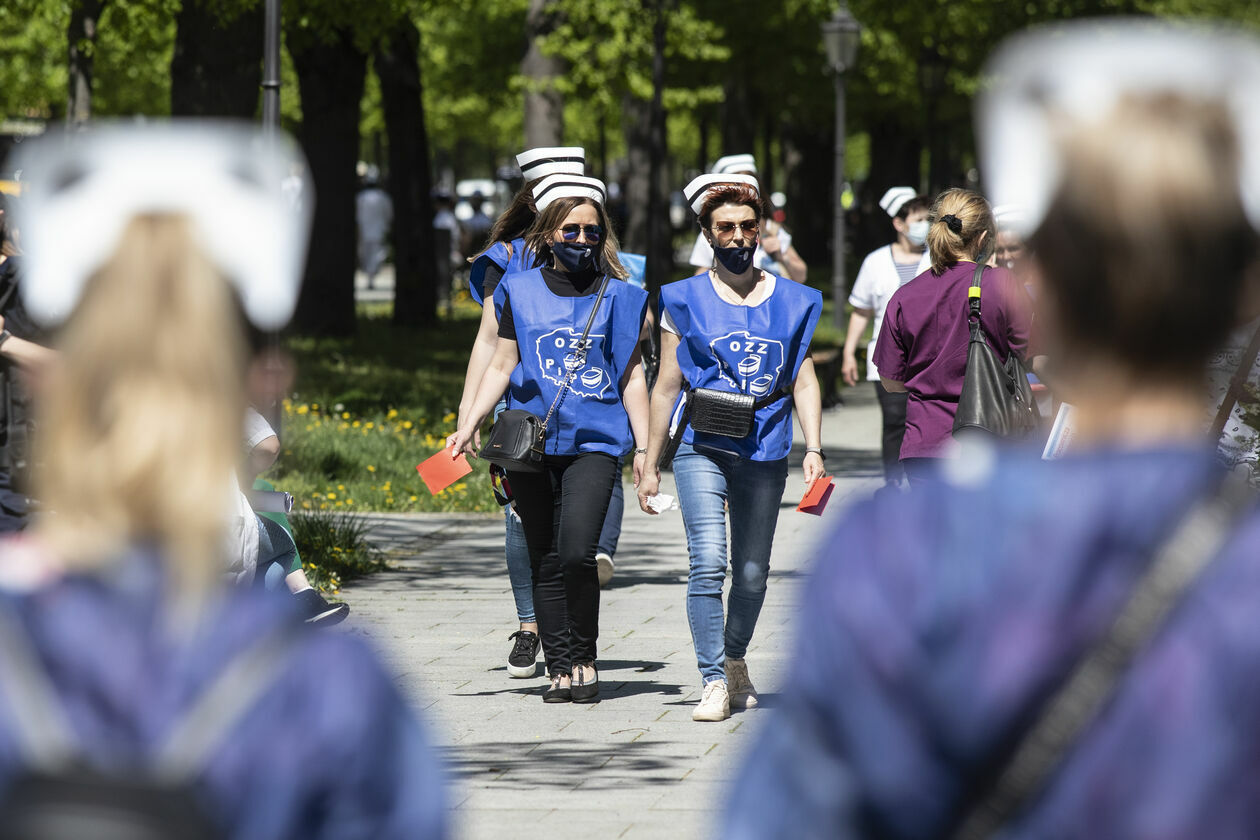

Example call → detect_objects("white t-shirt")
244 407 277 454
848 244 931 380
688 227 794 277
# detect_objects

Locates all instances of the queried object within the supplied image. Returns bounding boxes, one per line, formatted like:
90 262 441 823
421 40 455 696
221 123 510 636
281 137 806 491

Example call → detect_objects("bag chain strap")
538 274 611 436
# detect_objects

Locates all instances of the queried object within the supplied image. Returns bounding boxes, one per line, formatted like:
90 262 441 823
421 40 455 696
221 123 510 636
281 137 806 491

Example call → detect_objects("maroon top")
873 261 1031 459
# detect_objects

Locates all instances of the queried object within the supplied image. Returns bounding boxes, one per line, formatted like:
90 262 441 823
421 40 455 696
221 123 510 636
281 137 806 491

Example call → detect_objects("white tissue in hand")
646 493 678 513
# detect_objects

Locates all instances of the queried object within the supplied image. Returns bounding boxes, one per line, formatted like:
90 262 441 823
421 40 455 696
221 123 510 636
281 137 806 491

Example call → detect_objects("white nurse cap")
10 120 312 328
683 173 760 214
531 173 606 211
712 154 757 175
516 147 586 182
977 20 1260 236
879 186 917 218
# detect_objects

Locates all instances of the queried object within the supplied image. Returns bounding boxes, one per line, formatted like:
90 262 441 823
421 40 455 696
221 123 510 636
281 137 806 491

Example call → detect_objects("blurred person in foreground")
724 21 1260 840
0 124 446 838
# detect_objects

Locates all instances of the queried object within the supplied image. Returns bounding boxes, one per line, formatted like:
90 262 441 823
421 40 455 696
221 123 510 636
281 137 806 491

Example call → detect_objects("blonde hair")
927 188 995 274
524 197 628 280
33 214 247 594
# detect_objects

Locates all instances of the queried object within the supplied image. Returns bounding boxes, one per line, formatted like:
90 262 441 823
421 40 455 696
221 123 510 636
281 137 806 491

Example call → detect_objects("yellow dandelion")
339 422 350 430
352 420 361 428
366 465 376 472
409 495 418 502
327 492 336 500
346 499 354 506
296 404 309 415
311 403 319 411
337 484 345 491
387 408 398 420
365 421 374 430
402 420 413 429
442 412 456 424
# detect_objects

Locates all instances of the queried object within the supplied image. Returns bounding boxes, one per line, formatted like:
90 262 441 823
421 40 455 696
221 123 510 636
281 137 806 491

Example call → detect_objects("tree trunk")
643 0 672 293
288 29 367 336
376 18 440 327
170 0 263 117
67 0 107 125
521 0 564 147
720 74 755 155
621 94 651 256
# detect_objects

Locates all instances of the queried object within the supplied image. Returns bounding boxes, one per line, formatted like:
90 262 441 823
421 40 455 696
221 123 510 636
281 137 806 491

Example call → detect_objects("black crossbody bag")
658 384 791 469
952 262 1040 440
479 275 610 473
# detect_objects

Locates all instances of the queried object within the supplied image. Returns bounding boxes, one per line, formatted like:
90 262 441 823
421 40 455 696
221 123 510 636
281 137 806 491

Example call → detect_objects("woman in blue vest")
455 147 588 682
638 175 825 723
450 173 649 704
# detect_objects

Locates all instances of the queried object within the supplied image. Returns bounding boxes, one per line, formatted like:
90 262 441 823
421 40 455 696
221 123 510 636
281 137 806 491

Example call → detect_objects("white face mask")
906 219 929 247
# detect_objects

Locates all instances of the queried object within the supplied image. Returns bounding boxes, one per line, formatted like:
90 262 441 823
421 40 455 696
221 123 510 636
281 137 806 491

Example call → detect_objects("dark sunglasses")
710 220 759 236
559 224 603 242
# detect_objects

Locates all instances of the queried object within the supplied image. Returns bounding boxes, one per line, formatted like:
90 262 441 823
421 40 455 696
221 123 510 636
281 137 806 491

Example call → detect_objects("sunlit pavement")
341 384 883 839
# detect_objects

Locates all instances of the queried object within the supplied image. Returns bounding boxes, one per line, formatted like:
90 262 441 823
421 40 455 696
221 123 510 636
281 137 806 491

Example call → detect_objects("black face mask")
553 241 597 273
713 244 755 274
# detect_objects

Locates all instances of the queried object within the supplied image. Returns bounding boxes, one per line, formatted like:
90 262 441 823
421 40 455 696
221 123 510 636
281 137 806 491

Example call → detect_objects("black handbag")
479 274 610 472
951 262 1039 440
658 384 792 470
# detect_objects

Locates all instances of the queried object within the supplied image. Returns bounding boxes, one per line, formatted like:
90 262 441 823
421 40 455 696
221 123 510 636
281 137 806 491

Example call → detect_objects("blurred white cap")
713 154 757 175
879 186 917 217
977 20 1260 236
683 173 759 214
11 121 312 328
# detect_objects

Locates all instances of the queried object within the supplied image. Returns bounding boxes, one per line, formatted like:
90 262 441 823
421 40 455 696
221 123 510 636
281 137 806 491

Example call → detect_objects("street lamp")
822 3 862 328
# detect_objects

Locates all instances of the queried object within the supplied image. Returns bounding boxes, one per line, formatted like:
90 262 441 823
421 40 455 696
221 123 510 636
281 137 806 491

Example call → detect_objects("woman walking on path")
450 173 649 704
873 188 1032 484
456 147 587 680
638 175 825 723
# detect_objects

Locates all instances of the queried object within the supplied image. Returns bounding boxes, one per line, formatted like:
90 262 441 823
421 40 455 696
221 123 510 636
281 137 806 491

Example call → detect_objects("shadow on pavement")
446 738 702 787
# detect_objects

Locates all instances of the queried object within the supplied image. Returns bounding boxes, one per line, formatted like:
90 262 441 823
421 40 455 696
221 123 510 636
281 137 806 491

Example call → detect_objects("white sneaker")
725 658 759 710
692 679 730 722
596 552 615 587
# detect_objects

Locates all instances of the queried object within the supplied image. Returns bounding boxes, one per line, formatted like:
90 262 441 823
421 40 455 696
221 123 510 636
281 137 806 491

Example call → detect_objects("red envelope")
416 448 473 495
796 476 834 516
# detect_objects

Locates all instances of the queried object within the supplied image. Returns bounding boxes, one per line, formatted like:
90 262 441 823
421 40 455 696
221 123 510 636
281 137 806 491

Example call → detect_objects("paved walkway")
341 384 885 839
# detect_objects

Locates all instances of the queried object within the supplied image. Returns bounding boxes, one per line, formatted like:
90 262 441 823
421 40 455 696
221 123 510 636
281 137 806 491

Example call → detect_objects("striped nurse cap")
516 147 586 182
531 173 607 211
712 153 757 175
683 173 760 214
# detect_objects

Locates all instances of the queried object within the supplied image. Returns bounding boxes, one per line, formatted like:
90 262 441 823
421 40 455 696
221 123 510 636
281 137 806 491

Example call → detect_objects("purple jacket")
873 262 1031 458
0 549 447 840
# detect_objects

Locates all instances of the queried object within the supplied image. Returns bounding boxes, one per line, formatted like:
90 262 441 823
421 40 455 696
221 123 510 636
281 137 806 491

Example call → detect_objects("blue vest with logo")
660 273 822 460
493 269 648 457
469 238 532 306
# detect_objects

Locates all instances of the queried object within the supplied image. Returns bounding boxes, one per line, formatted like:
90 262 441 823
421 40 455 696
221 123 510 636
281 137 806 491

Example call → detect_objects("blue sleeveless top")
493 268 648 457
469 237 531 306
660 273 822 460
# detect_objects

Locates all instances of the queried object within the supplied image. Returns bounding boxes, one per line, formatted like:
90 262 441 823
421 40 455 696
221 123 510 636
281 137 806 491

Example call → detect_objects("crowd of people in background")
0 14 1258 840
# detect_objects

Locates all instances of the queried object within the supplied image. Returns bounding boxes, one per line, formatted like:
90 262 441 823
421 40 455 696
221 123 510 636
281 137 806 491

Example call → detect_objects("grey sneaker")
596 552 615 587
692 679 730 722
725 658 759 709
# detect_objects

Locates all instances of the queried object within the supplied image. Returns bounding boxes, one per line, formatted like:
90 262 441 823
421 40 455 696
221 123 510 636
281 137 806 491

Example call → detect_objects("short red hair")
698 184 766 228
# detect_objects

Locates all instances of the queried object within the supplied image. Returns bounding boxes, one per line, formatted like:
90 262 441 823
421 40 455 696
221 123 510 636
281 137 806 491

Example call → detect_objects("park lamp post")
822 3 862 328
262 0 282 140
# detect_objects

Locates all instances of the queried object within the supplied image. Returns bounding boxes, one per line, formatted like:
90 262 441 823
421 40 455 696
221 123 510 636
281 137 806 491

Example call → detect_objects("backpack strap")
952 473 1256 839
0 601 303 784
0 609 77 771
151 623 303 783
1209 319 1260 440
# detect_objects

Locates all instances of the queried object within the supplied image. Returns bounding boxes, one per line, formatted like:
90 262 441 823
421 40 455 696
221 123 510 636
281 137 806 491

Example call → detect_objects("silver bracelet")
805 447 826 461
634 448 648 454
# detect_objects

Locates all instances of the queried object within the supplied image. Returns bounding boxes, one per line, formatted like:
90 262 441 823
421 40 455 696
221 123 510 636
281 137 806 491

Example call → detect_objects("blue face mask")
714 244 755 274
553 241 597 272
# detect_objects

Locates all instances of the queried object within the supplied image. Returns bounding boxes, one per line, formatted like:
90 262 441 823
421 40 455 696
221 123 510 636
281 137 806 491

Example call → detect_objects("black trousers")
875 381 909 485
508 452 618 676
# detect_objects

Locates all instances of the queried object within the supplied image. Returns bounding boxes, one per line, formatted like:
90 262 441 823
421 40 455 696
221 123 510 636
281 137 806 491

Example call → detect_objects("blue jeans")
596 458 625 558
672 441 788 684
255 514 297 591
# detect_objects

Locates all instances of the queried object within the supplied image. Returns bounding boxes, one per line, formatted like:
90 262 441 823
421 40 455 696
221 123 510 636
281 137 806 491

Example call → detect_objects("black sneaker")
507 630 540 678
293 588 350 626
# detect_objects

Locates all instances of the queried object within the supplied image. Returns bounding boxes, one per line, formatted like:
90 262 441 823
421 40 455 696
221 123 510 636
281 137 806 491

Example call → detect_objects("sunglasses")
559 224 603 243
710 220 759 236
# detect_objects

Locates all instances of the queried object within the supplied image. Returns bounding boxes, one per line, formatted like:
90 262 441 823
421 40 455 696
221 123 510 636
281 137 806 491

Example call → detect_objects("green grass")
290 508 385 595
265 300 498 514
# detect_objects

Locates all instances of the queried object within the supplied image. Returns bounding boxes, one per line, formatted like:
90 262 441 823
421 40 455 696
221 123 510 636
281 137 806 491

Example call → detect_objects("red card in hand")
796 476 834 516
416 448 473 495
